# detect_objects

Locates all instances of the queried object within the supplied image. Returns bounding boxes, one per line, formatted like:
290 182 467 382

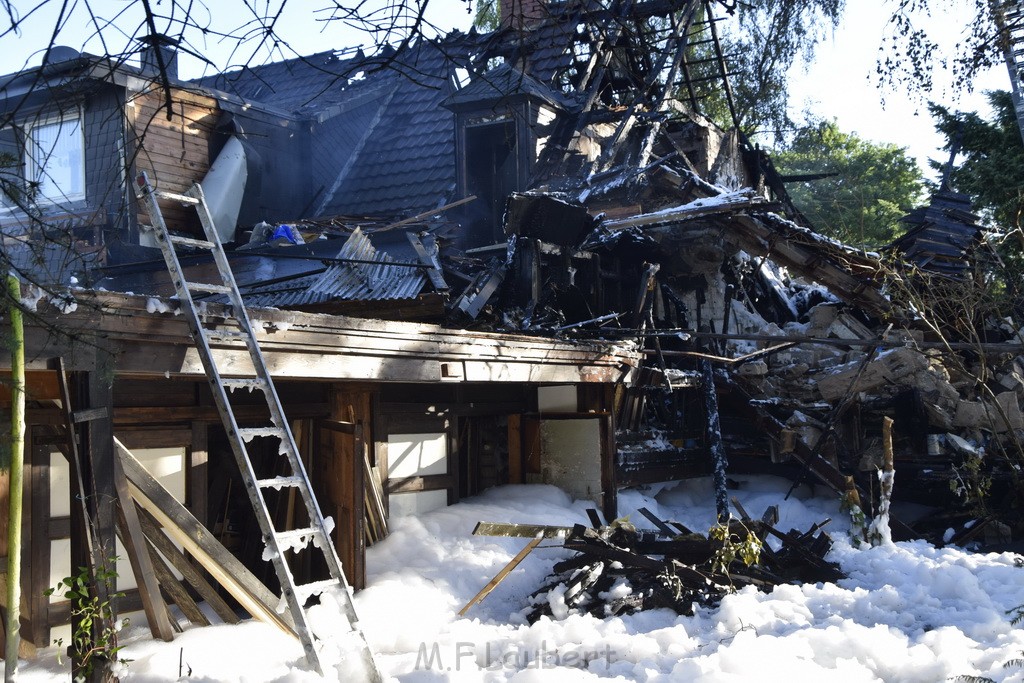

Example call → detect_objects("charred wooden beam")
701 360 729 522
472 521 573 539
601 190 772 231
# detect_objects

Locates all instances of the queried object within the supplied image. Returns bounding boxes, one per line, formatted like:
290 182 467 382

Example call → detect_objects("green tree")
708 0 845 139
930 90 1024 233
473 0 499 30
772 119 925 246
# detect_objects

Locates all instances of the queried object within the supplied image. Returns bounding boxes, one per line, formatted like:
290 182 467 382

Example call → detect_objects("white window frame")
24 108 85 205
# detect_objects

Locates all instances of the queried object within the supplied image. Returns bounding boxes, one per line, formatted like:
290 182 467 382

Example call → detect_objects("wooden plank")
113 403 330 425
458 536 543 616
135 105 217 124
132 87 220 108
562 540 665 571
136 159 209 181
189 422 208 525
405 232 448 291
72 407 108 424
135 505 238 625
352 422 367 587
134 112 217 138
0 370 60 405
132 88 220 109
321 420 357 435
363 453 388 544
117 428 191 451
472 521 571 539
141 535 207 628
112 455 176 642
116 439 296 635
385 474 456 494
135 112 218 136
133 139 209 164
637 507 675 536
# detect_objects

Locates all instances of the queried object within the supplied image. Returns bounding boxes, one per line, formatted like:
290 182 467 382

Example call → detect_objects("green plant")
708 520 762 578
842 500 868 547
45 562 129 682
949 450 993 515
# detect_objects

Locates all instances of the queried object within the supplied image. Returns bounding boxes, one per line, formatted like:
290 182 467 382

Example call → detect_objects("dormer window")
25 110 85 204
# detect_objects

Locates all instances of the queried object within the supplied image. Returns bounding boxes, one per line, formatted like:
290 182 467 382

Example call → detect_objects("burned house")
0 0 1021 666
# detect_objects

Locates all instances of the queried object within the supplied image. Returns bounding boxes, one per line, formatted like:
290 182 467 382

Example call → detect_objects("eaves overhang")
12 290 640 385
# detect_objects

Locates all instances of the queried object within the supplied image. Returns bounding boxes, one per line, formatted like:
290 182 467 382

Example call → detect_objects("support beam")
701 360 729 522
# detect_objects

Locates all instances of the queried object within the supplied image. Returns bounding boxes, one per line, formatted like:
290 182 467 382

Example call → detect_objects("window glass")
0 126 19 208
27 114 84 203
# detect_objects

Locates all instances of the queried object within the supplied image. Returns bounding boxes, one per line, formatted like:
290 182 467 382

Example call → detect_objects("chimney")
140 33 179 80
500 0 548 30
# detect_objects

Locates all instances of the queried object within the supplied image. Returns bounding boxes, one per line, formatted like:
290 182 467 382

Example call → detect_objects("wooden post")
5 274 25 682
326 386 372 590
869 416 896 546
189 421 208 524
71 346 117 682
111 455 175 641
701 360 729 523
600 413 617 523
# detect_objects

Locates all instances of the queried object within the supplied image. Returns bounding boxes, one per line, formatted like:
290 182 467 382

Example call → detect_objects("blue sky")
786 0 1008 178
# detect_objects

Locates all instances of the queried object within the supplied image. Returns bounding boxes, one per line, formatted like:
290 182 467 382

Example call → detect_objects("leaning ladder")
134 173 382 680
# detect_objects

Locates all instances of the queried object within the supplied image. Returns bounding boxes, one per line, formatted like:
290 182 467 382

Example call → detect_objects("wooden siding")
129 86 219 235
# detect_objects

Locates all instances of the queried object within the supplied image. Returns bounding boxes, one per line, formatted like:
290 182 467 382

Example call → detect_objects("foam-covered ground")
17 477 1024 681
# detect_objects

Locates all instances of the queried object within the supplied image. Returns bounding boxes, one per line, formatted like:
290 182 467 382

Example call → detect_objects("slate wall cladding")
0 81 125 240
227 109 312 227
82 84 128 241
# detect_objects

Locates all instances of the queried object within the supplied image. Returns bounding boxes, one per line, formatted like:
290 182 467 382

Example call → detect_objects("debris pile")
475 505 843 624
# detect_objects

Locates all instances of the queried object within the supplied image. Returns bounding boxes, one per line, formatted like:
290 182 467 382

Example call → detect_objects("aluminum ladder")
134 172 382 680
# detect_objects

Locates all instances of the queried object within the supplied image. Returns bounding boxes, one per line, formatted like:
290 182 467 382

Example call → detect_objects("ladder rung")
275 527 323 543
186 281 233 294
155 190 201 205
204 329 247 340
169 235 216 250
294 579 340 600
237 426 286 441
223 378 268 390
257 475 303 489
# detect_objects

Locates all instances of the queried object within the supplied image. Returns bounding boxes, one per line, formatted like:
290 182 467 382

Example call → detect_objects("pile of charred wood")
467 503 842 623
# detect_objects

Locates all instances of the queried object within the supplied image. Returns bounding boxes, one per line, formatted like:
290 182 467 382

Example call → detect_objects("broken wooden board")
115 439 296 636
472 521 573 539
459 536 544 616
112 453 176 642
135 505 240 625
